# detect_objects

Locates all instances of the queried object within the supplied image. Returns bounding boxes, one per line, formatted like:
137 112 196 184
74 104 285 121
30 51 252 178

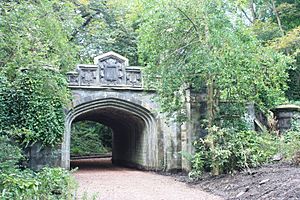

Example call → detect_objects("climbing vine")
0 68 69 146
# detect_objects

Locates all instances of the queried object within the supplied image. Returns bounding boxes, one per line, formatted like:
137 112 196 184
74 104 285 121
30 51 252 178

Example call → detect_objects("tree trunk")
249 0 257 22
271 0 285 36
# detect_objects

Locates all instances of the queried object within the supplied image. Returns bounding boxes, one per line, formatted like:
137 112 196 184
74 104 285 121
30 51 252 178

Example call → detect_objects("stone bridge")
62 52 202 172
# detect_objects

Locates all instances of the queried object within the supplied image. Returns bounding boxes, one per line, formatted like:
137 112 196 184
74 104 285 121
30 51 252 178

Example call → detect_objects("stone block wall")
26 143 61 171
272 105 300 133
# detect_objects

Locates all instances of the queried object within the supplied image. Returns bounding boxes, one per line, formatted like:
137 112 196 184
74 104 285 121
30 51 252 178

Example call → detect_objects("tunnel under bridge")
62 52 202 172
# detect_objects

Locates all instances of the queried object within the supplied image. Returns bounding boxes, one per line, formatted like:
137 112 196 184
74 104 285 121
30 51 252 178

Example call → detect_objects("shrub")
0 133 77 199
278 130 300 160
37 167 77 199
275 115 300 162
0 135 24 170
0 168 77 200
0 169 40 199
190 127 278 177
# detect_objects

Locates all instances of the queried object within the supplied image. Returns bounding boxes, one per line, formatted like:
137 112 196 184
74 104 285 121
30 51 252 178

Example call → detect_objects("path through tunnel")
68 102 152 170
70 120 112 163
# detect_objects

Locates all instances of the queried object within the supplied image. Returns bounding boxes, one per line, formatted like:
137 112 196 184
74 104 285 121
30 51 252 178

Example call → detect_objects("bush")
278 130 300 160
37 168 77 199
0 133 77 200
0 168 77 200
272 116 300 163
190 127 278 177
0 135 24 170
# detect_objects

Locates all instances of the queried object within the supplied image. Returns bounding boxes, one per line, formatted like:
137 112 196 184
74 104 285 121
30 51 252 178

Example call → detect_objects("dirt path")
72 158 222 200
193 162 300 200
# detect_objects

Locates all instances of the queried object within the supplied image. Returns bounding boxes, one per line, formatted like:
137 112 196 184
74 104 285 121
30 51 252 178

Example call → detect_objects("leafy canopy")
234 0 300 100
0 0 74 146
138 0 292 117
0 0 81 77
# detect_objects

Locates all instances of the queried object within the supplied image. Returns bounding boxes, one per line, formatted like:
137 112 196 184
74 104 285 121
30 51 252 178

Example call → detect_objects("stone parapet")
67 51 142 89
272 104 300 133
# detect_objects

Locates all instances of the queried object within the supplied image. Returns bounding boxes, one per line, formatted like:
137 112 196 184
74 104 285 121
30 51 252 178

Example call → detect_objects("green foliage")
276 2 300 31
216 102 250 129
71 0 139 65
249 21 282 42
278 130 300 160
235 0 300 101
0 135 77 200
189 127 278 177
138 0 292 118
277 115 300 159
0 0 81 76
0 135 24 171
270 26 300 100
0 68 69 146
0 168 77 200
190 122 300 178
71 121 112 156
36 167 77 199
138 0 294 178
0 134 76 199
0 0 77 146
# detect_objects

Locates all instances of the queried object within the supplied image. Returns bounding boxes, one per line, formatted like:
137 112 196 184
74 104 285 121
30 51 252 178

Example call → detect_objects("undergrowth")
189 127 300 178
0 135 77 200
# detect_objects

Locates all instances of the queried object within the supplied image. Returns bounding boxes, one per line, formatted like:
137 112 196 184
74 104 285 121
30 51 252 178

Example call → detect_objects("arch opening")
70 120 112 159
62 98 160 170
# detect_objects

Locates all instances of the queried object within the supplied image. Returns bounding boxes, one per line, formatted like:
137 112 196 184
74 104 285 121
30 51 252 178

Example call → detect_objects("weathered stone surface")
61 52 203 172
66 51 142 88
26 143 61 171
272 104 300 133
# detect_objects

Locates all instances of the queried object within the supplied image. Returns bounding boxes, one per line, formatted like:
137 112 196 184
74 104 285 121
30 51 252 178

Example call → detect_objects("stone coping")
272 104 300 112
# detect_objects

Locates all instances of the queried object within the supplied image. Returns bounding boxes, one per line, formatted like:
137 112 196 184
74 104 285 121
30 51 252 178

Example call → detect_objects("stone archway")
62 97 162 170
62 51 200 172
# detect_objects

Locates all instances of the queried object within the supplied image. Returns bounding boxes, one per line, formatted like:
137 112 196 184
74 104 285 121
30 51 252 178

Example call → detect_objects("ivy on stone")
0 68 69 147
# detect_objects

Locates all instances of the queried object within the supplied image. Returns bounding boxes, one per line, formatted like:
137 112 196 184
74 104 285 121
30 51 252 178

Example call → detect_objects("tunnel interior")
70 107 147 168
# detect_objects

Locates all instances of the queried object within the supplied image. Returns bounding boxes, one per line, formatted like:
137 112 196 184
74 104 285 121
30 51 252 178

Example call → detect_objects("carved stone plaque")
67 72 79 86
99 57 125 85
126 70 142 87
67 52 143 89
105 65 118 81
80 68 97 85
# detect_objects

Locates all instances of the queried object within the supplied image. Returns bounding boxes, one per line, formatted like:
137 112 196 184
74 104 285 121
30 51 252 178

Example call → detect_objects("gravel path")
72 158 222 200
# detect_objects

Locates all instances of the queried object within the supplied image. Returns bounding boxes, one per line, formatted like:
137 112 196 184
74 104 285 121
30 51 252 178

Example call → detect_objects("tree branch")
249 0 257 22
175 7 198 33
271 0 285 36
69 10 100 42
241 8 253 24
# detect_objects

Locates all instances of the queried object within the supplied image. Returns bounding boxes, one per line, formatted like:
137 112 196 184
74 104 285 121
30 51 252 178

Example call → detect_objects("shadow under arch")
62 97 160 170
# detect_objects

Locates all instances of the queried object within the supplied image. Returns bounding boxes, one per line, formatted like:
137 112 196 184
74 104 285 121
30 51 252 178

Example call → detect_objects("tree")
137 0 293 175
0 0 76 146
0 0 81 77
70 0 140 65
138 0 292 126
233 0 300 100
